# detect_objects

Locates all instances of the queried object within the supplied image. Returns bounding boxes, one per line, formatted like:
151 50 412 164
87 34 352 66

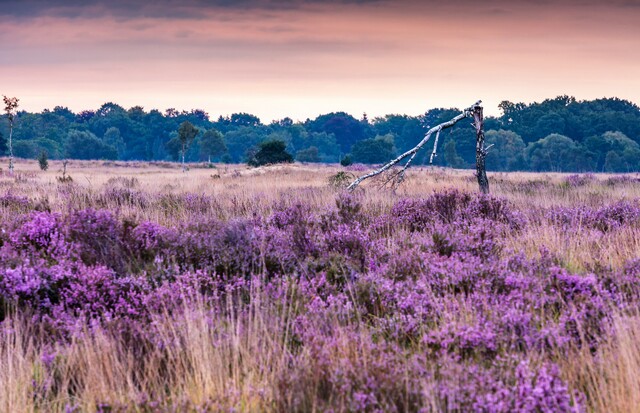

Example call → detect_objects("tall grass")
2 158 640 411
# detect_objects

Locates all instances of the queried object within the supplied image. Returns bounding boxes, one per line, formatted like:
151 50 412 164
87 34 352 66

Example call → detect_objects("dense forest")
1 95 639 172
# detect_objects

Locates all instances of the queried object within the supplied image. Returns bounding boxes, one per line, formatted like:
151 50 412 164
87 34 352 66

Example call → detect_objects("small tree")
248 140 293 167
37 150 49 171
3 95 19 175
199 128 227 163
178 121 198 171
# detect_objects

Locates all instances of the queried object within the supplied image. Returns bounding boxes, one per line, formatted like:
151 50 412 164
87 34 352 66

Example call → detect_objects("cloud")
0 0 385 20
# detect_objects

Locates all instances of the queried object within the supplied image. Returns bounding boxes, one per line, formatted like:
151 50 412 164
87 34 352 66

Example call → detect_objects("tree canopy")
1 96 639 172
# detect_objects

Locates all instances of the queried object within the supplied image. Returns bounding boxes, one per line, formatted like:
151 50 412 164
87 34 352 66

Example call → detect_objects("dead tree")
2 96 19 175
347 101 490 193
472 104 490 193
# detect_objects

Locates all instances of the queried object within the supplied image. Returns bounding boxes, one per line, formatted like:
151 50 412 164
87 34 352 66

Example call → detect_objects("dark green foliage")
2 95 639 172
178 121 198 155
0 131 6 155
199 129 227 162
306 112 372 153
444 140 466 169
296 146 321 163
525 134 595 172
13 140 38 159
485 130 527 171
340 155 353 166
248 140 293 167
37 150 48 171
351 135 396 164
64 130 118 160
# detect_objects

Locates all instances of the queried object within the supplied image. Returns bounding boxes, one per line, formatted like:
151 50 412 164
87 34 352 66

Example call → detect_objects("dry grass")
3 157 639 270
560 314 640 413
2 158 640 411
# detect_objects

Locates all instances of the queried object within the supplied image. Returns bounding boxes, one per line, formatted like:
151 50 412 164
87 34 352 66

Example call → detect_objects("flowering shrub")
4 185 640 411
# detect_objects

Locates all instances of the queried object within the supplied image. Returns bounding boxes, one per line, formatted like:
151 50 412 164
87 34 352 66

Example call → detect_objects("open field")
2 158 640 412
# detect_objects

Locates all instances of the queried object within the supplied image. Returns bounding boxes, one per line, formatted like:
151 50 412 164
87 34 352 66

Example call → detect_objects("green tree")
64 130 118 160
103 127 125 158
351 134 396 164
37 150 49 171
296 146 321 163
13 140 38 159
604 151 623 172
485 130 526 171
443 140 465 169
224 127 265 162
526 134 594 172
248 140 293 167
0 131 6 155
199 129 227 162
177 121 198 171
306 112 371 153
3 95 19 174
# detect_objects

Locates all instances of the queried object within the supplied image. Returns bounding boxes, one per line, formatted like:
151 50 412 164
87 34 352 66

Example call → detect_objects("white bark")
347 101 481 191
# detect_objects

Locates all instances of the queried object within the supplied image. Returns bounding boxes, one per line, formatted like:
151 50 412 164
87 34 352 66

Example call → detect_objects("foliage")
526 134 594 172
328 171 355 189
177 121 199 167
340 154 353 166
485 129 527 171
37 150 48 171
198 128 227 162
65 130 117 160
0 131 6 155
247 139 293 166
2 95 640 172
351 134 396 164
296 146 321 163
443 140 466 169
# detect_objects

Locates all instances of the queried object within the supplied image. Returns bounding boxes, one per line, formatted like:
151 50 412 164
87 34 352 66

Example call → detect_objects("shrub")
248 140 293 167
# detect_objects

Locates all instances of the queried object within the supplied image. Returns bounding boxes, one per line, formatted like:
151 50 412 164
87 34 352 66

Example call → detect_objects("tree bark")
347 100 490 194
472 104 490 194
8 118 14 175
347 101 480 192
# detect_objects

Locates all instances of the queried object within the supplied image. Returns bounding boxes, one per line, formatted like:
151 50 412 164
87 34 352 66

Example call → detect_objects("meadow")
1 158 640 412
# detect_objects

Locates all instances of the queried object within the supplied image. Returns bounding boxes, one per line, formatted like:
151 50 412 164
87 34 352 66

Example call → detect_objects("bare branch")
347 101 480 192
429 127 442 164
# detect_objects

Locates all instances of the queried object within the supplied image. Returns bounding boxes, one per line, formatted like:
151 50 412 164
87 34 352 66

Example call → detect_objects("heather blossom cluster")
2 184 640 411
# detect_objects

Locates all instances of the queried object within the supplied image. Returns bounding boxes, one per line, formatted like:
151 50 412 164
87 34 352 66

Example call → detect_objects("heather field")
2 159 640 412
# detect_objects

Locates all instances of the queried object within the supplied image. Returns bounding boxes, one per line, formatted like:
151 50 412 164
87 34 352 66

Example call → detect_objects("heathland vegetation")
2 159 640 411
1 96 640 172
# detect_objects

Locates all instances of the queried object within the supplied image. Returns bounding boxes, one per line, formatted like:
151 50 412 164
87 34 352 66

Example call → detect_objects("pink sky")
1 0 639 121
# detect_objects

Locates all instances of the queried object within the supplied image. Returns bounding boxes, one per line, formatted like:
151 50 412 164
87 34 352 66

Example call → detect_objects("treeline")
1 95 639 172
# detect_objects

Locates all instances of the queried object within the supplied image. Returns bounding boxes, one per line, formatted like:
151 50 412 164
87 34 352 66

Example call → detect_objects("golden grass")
3 157 639 270
560 314 640 413
2 158 640 411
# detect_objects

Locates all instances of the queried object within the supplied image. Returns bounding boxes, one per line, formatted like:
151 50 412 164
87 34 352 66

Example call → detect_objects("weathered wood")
347 101 481 192
472 104 490 194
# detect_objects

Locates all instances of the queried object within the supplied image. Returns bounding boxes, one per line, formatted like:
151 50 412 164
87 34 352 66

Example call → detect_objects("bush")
37 150 49 171
340 154 353 166
248 140 293 167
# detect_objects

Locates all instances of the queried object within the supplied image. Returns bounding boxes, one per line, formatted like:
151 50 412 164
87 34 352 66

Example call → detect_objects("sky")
1 0 639 122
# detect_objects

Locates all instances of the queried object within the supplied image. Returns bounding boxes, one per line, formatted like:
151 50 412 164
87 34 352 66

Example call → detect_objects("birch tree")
3 95 19 175
347 101 491 193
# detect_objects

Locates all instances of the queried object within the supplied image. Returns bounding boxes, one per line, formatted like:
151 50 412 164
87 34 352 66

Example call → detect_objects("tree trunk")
8 119 14 175
472 104 489 194
182 145 186 172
